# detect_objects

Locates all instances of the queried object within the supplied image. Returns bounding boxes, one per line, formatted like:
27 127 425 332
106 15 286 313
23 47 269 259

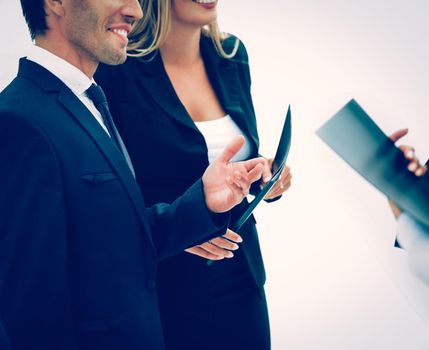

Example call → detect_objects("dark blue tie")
86 83 135 177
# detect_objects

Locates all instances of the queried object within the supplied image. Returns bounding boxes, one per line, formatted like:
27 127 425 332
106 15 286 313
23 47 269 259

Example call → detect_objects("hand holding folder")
316 99 429 227
207 106 292 265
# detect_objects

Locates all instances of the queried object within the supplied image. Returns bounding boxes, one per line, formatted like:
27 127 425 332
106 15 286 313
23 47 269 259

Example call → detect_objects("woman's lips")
192 0 217 10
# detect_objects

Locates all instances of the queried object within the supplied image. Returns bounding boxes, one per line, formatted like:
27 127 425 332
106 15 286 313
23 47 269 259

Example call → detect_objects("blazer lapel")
201 39 242 116
200 37 258 152
134 37 259 154
136 53 198 131
19 58 155 249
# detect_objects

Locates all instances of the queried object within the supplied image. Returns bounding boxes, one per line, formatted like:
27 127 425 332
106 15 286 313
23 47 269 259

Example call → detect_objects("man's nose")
122 0 143 22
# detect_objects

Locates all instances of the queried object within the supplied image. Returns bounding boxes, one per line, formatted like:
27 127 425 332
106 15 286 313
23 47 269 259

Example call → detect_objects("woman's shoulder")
96 56 140 77
96 61 126 85
202 33 250 65
222 33 249 64
94 58 142 100
95 55 152 87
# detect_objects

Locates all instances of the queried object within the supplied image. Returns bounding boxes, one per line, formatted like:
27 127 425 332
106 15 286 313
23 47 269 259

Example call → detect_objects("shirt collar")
26 45 95 96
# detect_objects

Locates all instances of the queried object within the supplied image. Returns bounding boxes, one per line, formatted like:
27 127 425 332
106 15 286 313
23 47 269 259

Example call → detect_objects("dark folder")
207 106 292 265
232 105 292 232
316 99 429 227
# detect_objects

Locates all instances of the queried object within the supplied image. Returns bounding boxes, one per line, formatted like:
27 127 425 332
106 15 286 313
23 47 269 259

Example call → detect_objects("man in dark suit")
0 1 265 349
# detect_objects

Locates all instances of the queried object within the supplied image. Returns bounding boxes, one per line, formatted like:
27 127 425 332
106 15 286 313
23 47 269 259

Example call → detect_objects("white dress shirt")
397 213 429 285
26 45 109 134
195 115 252 163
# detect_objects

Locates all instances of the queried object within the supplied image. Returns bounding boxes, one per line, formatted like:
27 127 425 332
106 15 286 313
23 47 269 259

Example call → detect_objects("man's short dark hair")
20 0 49 40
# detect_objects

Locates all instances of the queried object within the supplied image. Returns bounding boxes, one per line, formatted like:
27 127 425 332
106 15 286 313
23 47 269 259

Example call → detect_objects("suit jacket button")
146 279 156 292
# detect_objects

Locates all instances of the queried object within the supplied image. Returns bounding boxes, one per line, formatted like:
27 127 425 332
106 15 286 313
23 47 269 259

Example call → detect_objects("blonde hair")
127 0 239 59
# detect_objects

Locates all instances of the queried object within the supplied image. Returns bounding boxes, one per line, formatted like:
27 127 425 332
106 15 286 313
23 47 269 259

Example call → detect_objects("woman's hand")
261 158 292 200
185 229 243 260
387 128 427 218
388 199 402 219
389 128 427 176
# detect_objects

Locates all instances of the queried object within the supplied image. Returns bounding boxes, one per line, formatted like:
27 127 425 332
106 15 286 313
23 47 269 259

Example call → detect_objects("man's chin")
100 50 127 66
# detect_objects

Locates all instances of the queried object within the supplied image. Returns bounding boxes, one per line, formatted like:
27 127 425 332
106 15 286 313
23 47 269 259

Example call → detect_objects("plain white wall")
217 1 429 349
1 1 429 349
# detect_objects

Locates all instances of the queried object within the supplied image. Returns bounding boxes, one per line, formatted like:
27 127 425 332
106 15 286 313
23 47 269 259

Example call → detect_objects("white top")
397 213 429 285
26 45 109 134
195 115 252 163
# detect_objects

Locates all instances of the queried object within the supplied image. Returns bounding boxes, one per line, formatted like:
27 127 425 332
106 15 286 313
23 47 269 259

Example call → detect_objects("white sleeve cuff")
396 213 429 250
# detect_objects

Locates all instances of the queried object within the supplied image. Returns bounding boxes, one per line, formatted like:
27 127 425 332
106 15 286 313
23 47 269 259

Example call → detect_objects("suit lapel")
19 58 155 249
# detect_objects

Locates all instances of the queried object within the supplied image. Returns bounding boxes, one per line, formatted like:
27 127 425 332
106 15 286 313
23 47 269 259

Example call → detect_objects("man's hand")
261 159 292 200
387 128 428 219
202 136 265 213
185 229 242 260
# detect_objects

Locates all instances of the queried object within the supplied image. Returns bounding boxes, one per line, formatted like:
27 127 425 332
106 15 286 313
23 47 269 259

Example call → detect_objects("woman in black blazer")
96 1 292 349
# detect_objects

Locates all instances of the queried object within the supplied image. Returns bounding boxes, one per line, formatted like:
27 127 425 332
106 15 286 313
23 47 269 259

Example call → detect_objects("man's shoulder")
0 77 31 113
0 76 51 114
0 75 63 134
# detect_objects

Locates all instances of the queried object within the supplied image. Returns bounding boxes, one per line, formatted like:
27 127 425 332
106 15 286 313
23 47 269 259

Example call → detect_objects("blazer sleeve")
0 114 72 348
0 320 10 350
145 180 230 260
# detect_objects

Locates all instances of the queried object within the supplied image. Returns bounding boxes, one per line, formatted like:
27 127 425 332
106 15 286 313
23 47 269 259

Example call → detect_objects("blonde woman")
96 1 292 349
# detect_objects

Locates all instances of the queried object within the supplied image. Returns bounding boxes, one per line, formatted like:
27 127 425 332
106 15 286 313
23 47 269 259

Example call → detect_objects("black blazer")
0 58 229 350
96 35 266 290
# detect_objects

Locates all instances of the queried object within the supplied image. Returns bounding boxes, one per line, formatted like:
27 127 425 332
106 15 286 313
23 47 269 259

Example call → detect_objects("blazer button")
146 279 157 292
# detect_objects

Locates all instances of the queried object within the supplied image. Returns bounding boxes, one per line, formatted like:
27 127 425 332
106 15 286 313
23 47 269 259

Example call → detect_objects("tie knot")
86 83 107 106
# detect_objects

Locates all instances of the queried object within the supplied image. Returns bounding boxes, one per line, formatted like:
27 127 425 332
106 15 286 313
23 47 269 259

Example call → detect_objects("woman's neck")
160 25 202 68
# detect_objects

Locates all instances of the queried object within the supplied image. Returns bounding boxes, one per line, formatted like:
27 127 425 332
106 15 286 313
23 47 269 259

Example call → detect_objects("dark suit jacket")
0 58 229 350
95 35 267 294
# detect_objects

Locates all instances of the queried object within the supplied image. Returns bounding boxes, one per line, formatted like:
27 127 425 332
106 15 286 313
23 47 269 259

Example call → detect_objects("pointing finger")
214 135 245 164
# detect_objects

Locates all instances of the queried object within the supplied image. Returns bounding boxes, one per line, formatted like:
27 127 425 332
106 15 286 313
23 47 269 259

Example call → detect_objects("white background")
1 1 429 349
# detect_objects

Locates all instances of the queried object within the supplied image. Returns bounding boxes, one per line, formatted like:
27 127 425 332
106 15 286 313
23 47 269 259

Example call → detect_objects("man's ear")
45 0 66 17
